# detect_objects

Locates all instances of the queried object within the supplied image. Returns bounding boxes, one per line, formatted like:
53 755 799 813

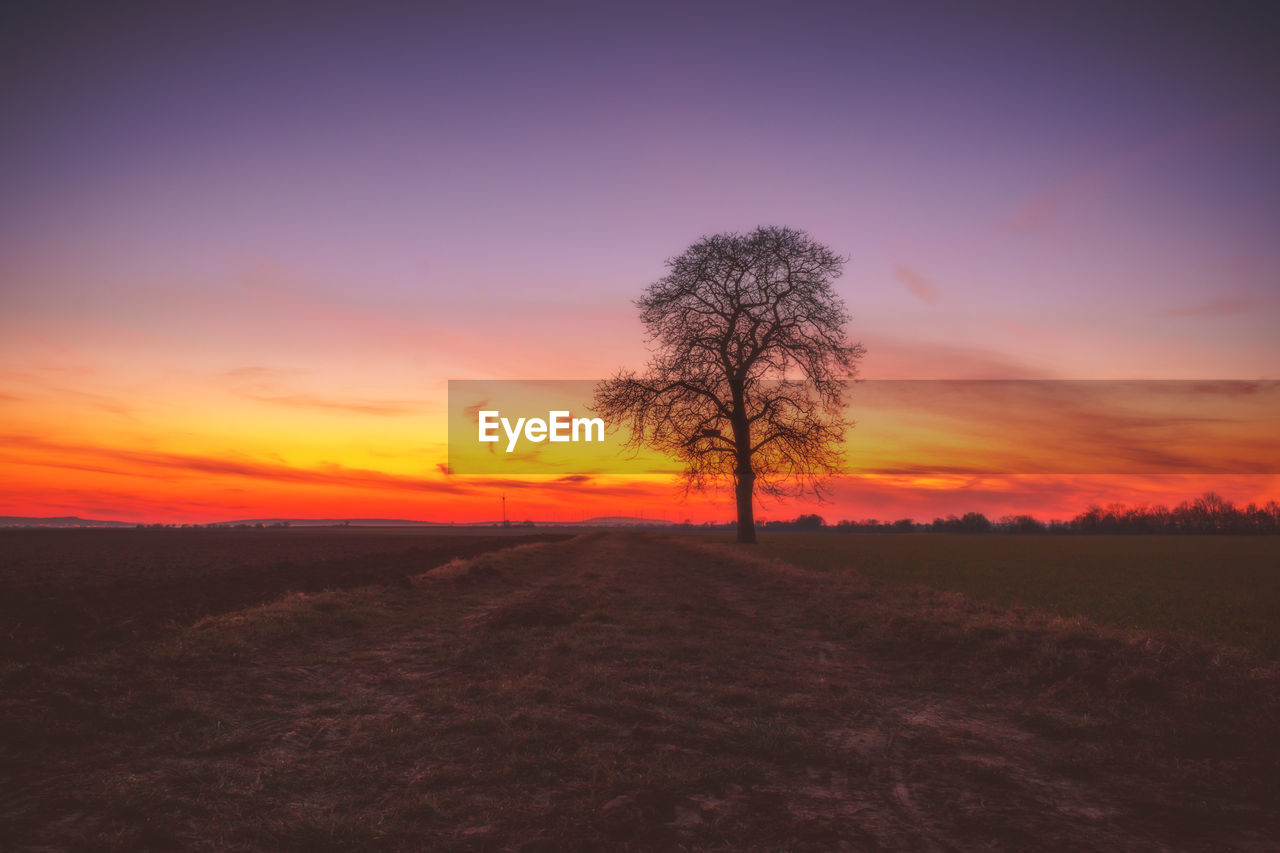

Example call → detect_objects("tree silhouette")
593 226 864 543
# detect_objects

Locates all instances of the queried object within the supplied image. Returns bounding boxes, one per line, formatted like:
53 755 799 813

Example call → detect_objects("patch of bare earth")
2 532 1277 850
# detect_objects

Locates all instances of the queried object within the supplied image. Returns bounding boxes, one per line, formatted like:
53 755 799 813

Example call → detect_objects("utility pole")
502 494 508 527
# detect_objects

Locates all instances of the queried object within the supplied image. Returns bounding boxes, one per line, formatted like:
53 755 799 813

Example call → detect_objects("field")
756 534 1280 659
2 530 1278 850
0 528 571 665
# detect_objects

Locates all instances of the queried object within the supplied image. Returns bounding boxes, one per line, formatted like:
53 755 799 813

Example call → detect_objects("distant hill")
215 517 677 528
212 518 442 527
0 515 680 529
569 516 676 527
0 516 137 528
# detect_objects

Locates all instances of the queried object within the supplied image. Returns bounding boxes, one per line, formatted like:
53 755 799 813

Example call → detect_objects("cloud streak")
892 265 940 304
225 367 427 416
1003 109 1258 235
1154 295 1259 318
0 434 471 494
845 380 1280 475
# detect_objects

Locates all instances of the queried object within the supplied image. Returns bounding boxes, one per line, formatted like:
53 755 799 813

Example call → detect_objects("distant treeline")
750 493 1280 534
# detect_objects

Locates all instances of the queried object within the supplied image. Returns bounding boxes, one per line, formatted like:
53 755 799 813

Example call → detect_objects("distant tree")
1000 514 1045 533
1065 492 1276 534
594 226 864 544
932 512 992 533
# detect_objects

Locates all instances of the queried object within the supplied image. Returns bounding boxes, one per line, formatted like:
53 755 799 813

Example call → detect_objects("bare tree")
594 226 864 544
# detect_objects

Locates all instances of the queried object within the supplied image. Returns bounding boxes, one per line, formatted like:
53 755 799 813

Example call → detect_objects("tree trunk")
729 381 756 544
735 468 757 544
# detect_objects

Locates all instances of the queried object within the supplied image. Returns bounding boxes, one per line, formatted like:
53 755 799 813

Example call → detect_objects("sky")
2 0 1278 523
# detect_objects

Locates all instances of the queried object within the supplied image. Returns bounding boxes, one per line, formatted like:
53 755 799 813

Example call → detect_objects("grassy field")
755 534 1280 659
2 531 1278 850
2 527 1280 845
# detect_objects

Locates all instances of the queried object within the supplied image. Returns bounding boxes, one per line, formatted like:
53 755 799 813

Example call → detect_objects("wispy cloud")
848 380 1278 475
864 465 994 478
891 265 939 304
1004 110 1257 235
1190 381 1262 396
224 366 426 416
237 390 426 416
0 368 135 415
1154 295 1258 318
225 366 309 382
860 337 1053 379
0 434 471 494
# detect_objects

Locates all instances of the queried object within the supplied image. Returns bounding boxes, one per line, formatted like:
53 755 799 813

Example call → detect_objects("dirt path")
3 532 1277 850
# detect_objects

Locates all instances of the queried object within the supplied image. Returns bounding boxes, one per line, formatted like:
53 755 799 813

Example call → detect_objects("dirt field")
0 528 571 662
2 532 1277 850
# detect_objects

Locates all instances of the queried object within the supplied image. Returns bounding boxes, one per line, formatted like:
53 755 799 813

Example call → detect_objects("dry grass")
0 528 569 664
2 532 1277 850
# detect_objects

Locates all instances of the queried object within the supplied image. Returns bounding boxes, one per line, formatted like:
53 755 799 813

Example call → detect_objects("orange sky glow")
2 4 1277 524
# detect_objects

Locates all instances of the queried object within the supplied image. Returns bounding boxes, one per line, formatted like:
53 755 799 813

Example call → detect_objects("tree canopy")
594 226 863 543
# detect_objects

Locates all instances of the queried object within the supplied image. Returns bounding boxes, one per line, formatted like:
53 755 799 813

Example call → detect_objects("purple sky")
4 1 1277 384
2 1 1280 518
